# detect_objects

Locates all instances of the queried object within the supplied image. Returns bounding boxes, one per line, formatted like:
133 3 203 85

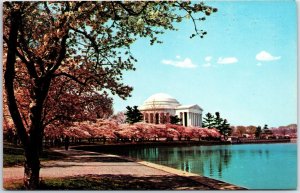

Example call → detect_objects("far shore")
73 138 292 153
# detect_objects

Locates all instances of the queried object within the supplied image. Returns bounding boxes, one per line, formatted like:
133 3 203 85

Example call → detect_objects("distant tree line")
231 124 297 139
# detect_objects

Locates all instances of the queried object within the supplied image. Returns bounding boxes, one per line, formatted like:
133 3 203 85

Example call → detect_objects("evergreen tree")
170 115 182 125
255 126 262 138
219 119 231 138
203 112 231 138
213 112 223 129
262 124 272 135
125 106 143 124
202 113 215 128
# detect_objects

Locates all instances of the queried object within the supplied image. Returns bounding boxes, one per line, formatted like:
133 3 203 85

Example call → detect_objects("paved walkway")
3 148 245 190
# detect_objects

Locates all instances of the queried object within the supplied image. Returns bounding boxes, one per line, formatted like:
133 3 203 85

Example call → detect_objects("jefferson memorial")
139 93 203 127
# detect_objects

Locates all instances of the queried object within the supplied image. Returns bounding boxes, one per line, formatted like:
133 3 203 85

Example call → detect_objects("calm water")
114 143 297 189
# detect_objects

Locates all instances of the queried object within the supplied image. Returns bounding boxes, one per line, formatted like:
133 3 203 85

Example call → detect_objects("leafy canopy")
3 2 217 188
3 1 217 132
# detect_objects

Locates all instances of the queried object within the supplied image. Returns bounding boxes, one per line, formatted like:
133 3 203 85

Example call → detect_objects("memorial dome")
139 93 181 110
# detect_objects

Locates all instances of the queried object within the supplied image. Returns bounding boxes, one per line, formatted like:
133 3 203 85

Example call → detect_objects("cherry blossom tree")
193 127 207 141
43 121 221 145
3 1 217 189
209 128 221 138
110 111 126 124
152 124 168 140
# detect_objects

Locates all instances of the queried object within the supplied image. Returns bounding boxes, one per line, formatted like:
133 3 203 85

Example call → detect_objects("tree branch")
48 2 70 74
16 49 38 79
53 72 86 86
116 2 149 16
18 19 45 76
43 2 55 25
43 115 71 128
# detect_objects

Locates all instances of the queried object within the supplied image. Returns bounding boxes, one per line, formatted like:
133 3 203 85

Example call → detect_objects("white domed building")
139 93 203 127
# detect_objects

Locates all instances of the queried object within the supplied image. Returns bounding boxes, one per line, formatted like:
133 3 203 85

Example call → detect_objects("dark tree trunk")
23 76 52 189
4 5 39 189
24 108 43 189
4 4 28 146
24 143 40 189
4 4 52 189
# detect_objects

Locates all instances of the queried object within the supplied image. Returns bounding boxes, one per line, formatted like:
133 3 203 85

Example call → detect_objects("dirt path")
3 148 245 190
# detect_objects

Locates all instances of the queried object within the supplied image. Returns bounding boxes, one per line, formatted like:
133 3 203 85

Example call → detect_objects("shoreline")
73 138 293 153
3 147 247 190
70 147 247 190
121 155 247 190
73 140 230 153
231 138 291 144
72 140 295 190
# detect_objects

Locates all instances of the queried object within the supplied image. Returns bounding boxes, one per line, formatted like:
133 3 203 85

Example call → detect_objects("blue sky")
112 0 297 127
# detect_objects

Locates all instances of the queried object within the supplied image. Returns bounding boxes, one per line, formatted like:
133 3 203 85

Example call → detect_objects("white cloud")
205 56 212 62
176 55 181 59
256 51 281 61
202 63 211 68
217 57 238 64
162 57 197 68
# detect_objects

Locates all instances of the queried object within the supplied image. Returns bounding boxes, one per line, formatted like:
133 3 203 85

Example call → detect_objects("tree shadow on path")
39 174 212 190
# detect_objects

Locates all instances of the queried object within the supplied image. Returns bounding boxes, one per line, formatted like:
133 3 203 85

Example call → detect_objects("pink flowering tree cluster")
42 120 221 143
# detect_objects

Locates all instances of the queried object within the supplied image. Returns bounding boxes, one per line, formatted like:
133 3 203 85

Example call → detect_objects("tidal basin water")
115 143 297 189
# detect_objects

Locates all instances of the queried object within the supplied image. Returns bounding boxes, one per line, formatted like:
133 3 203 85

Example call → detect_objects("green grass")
3 142 66 167
4 174 213 190
40 177 124 190
4 176 151 190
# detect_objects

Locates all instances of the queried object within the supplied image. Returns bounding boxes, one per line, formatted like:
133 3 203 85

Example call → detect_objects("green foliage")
255 126 262 138
203 112 231 137
125 106 143 124
169 115 182 125
202 113 215 128
218 119 231 137
262 124 273 135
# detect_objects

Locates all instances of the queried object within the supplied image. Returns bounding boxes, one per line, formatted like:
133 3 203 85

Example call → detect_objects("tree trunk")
4 4 39 189
4 4 28 146
24 146 40 189
5 4 54 189
23 81 51 189
4 5 38 189
23 104 44 189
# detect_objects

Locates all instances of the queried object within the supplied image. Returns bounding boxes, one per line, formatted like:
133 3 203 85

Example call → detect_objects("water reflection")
126 146 236 178
125 145 275 177
111 143 296 189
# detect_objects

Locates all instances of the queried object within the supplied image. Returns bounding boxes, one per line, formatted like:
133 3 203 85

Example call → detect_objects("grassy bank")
4 176 127 190
4 174 214 190
3 142 66 167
